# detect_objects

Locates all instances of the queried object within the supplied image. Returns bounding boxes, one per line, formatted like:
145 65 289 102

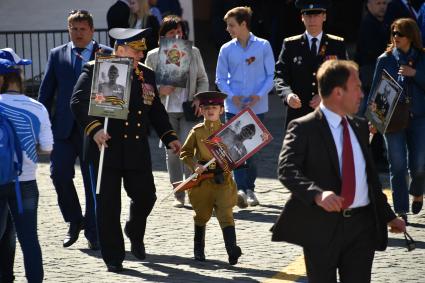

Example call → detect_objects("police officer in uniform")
275 0 348 128
180 91 242 265
71 28 181 272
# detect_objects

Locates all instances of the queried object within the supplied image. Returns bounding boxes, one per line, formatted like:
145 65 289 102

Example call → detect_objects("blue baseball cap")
0 58 17 75
0 48 32 66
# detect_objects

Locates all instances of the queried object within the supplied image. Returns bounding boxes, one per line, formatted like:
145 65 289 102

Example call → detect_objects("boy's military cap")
109 28 151 51
194 91 227 106
295 0 330 14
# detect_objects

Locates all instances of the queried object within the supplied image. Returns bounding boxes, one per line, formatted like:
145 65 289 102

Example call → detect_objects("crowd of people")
0 0 424 281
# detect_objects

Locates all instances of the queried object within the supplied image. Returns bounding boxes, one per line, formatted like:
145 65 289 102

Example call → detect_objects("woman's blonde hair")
129 0 151 27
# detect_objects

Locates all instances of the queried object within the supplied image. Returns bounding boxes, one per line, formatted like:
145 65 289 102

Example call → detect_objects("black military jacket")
274 33 347 126
71 62 177 170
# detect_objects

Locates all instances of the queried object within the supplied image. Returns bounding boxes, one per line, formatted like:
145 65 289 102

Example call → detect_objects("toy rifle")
172 173 214 192
161 158 216 202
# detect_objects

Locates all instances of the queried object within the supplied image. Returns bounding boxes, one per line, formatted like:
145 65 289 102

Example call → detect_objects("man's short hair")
68 10 94 29
224 6 253 30
109 64 118 73
317 60 358 98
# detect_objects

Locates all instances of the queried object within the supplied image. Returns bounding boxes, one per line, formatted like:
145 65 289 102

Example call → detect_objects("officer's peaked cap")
295 0 330 14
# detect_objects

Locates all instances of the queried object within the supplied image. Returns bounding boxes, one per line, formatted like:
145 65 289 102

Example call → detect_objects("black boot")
124 204 147 260
194 225 206 261
222 226 242 265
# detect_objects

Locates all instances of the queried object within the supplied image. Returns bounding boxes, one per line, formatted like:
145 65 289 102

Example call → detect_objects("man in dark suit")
38 10 112 250
272 59 405 283
71 28 181 272
274 0 347 129
107 0 130 47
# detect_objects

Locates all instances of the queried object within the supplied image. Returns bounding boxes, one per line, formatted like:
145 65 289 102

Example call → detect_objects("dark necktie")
341 117 355 209
311 37 318 56
74 47 85 78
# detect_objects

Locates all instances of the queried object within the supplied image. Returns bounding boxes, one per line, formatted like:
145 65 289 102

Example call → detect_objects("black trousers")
303 209 376 283
96 166 156 265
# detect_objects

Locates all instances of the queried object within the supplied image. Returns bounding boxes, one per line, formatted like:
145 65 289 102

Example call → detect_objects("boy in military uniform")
71 28 181 272
180 91 242 265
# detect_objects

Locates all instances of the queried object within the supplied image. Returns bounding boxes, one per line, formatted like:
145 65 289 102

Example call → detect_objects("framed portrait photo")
156 37 193 87
365 69 403 134
89 53 133 120
204 108 273 171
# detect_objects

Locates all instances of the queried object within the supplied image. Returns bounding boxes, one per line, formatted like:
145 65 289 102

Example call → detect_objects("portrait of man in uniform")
220 123 256 162
206 108 272 170
98 64 125 100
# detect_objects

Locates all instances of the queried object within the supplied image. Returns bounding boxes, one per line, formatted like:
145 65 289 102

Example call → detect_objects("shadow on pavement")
388 236 425 250
233 209 280 224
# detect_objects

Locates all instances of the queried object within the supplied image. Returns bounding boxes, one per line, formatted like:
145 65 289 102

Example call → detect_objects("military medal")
142 83 155 105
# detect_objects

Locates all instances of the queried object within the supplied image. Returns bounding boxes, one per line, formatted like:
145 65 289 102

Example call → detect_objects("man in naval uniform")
71 28 181 272
274 0 348 129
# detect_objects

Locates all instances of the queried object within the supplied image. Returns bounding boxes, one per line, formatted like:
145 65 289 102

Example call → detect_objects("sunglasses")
392 31 405 37
69 9 89 15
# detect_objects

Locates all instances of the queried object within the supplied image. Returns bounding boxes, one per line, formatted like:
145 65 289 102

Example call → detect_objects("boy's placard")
204 108 273 171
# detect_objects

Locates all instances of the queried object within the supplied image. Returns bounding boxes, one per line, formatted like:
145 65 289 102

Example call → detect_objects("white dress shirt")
320 103 370 208
306 31 323 55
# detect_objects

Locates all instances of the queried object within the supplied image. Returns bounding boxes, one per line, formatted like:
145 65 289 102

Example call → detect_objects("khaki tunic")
180 119 237 228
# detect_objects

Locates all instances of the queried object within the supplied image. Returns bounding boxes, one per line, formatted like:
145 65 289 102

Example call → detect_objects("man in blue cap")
0 48 54 283
0 54 21 283
71 27 181 272
38 10 112 251
275 0 347 129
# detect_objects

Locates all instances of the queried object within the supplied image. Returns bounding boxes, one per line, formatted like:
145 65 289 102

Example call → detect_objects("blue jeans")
0 180 43 283
225 112 265 193
384 117 425 213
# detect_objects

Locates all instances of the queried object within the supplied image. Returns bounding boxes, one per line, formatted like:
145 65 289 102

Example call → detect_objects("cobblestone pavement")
12 96 425 282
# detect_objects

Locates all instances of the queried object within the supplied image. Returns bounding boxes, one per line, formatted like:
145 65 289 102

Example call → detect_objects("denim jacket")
367 48 425 118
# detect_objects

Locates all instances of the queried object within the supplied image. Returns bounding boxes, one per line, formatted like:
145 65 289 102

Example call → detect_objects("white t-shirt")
0 93 53 181
166 87 188 113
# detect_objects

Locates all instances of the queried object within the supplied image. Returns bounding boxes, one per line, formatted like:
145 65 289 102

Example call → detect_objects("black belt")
341 205 371 218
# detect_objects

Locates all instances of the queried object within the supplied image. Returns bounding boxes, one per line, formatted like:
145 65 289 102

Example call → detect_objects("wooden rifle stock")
172 173 214 192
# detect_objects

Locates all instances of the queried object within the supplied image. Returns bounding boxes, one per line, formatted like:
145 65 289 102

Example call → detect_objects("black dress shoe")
106 263 123 273
88 240 100 250
412 201 423 215
63 221 83 248
130 241 146 260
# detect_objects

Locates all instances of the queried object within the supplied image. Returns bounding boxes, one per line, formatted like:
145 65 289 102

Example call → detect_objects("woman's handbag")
182 101 201 122
386 101 410 133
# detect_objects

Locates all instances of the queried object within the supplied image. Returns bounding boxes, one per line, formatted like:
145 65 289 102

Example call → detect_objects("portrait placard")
89 54 133 120
365 69 403 134
156 37 193 87
204 108 273 171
